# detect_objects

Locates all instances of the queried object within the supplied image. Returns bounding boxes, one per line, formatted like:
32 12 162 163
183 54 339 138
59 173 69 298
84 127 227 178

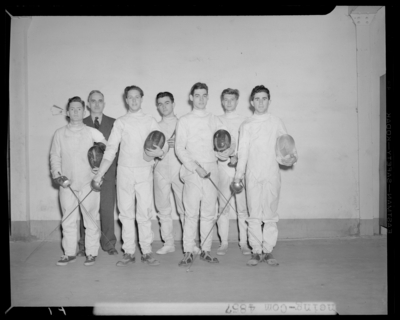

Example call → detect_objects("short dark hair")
67 96 85 111
124 85 144 99
156 92 174 104
190 82 208 96
221 88 240 100
250 85 270 101
87 90 104 102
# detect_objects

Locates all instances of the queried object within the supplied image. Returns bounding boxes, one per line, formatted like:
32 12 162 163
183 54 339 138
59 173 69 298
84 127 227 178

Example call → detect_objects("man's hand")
93 173 102 183
195 166 208 178
167 137 175 149
145 145 164 158
228 154 238 166
280 154 297 166
217 147 234 160
94 142 106 152
53 175 70 188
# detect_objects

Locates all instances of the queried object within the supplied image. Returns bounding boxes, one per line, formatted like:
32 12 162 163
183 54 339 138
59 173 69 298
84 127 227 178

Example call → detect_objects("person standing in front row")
175 82 235 266
233 85 297 267
153 92 201 255
77 90 118 257
50 96 107 267
93 86 168 267
215 88 251 256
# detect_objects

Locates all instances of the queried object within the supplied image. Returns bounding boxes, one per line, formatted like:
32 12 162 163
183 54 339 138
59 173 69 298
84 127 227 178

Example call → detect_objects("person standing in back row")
77 90 119 257
153 92 201 255
215 88 251 256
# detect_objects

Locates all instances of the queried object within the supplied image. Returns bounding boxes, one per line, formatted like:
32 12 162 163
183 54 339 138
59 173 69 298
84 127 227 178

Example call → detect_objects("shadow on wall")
120 93 128 112
279 164 295 171
186 98 193 110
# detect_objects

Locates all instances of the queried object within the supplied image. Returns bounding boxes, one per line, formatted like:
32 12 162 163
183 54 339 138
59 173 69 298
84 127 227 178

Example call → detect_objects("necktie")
94 117 100 129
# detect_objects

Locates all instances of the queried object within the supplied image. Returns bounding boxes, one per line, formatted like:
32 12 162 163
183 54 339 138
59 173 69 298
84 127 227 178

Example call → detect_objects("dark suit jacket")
84 114 118 181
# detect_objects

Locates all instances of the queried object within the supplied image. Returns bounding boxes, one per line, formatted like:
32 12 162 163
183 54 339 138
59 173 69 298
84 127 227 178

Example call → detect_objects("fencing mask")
213 129 231 152
276 134 298 166
88 142 106 168
144 130 166 150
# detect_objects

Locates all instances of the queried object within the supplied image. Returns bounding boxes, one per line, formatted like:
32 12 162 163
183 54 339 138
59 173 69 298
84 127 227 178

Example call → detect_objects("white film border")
94 302 337 315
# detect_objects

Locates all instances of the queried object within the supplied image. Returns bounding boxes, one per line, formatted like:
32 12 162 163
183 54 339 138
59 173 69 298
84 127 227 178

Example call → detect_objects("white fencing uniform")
235 113 287 254
154 116 184 247
50 124 106 256
175 109 229 253
217 112 249 247
103 109 168 255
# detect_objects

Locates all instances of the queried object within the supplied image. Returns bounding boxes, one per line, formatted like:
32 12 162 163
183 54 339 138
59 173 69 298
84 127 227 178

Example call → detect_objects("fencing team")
49 82 298 268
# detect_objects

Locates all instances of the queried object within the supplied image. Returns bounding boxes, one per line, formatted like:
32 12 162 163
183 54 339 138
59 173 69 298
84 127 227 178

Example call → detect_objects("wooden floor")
9 236 387 315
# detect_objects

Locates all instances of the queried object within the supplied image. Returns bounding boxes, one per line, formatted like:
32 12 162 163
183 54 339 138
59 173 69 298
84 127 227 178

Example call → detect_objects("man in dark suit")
77 90 118 256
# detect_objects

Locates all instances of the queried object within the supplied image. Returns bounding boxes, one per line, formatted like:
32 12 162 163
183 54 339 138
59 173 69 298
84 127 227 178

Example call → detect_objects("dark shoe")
76 249 85 257
247 253 262 266
262 253 279 266
116 253 135 267
107 248 118 255
56 255 76 266
178 252 194 267
141 253 160 266
84 255 96 266
200 251 219 263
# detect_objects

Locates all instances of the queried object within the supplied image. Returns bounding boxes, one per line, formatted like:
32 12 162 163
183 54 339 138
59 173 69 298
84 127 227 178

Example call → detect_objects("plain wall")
9 6 385 240
9 17 32 239
369 7 386 222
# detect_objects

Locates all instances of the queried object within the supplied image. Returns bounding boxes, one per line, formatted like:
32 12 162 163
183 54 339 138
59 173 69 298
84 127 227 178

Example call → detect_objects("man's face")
190 88 208 110
67 102 85 121
157 96 175 118
222 94 239 113
88 92 105 114
251 91 271 115
126 89 143 112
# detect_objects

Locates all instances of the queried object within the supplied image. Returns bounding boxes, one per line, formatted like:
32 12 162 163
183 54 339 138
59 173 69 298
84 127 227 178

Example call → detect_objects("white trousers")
181 162 218 252
117 166 154 255
154 169 184 246
217 164 249 246
246 171 280 254
59 183 100 256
